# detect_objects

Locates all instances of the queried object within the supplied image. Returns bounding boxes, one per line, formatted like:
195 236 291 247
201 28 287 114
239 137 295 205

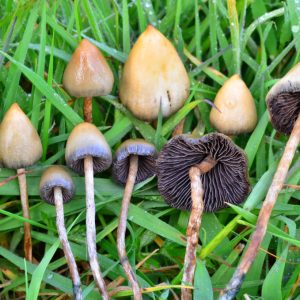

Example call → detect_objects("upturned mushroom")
40 166 82 300
65 122 112 299
112 139 157 300
209 74 257 135
119 25 190 121
63 39 114 123
221 62 300 299
157 133 250 300
0 103 42 262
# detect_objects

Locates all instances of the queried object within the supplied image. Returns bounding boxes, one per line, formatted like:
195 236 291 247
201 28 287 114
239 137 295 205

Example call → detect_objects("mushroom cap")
112 139 157 184
40 165 75 205
65 122 112 175
157 133 250 212
63 39 114 97
266 62 300 135
0 103 42 169
119 25 190 121
209 74 257 135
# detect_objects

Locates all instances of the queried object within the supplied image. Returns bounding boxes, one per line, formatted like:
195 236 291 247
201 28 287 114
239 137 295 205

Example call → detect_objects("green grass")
0 0 299 299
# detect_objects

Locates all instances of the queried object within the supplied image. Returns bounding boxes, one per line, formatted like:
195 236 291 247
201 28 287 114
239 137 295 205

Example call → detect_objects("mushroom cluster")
1 23 257 300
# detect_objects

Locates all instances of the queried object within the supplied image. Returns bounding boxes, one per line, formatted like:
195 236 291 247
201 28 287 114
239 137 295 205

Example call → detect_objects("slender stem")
83 96 93 123
220 113 300 300
54 187 82 300
117 155 142 300
84 156 109 299
172 119 185 137
17 168 32 262
181 166 204 300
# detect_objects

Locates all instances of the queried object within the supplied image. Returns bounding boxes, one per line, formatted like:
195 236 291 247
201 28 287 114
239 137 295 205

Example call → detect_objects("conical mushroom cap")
63 39 114 97
266 62 300 135
209 74 257 135
40 165 75 205
0 103 42 169
119 25 190 121
65 122 112 175
112 139 157 184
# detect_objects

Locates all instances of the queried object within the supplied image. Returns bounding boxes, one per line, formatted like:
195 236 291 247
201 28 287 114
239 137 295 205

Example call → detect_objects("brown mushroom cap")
209 74 257 135
40 165 75 205
119 25 190 121
65 122 112 175
266 62 300 135
112 139 157 184
157 133 250 212
0 103 42 169
63 39 114 97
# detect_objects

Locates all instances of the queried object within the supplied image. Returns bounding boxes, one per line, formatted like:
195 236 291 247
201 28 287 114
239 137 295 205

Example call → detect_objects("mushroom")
209 74 257 135
119 25 190 122
112 139 157 299
63 39 114 123
39 166 82 300
0 103 42 262
220 62 300 299
65 122 112 299
156 133 250 300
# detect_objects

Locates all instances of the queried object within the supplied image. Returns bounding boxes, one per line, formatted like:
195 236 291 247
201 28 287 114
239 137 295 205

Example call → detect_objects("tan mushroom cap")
209 74 257 135
0 103 42 169
40 165 75 205
65 122 112 175
119 25 190 121
63 39 114 97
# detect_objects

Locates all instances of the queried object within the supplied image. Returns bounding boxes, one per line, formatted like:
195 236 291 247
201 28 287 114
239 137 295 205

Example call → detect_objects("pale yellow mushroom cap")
209 74 257 135
0 103 42 169
119 25 190 121
63 39 114 97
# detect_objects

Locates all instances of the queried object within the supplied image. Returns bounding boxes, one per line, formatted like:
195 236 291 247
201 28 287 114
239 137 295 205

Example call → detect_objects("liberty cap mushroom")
65 122 111 300
221 62 300 299
119 25 190 122
40 166 82 300
157 133 249 299
63 39 114 123
210 74 257 135
0 103 42 262
112 139 157 300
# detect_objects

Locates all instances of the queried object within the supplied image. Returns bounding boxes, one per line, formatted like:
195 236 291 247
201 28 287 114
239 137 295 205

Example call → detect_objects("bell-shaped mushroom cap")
119 25 190 121
0 103 42 169
266 62 300 135
157 133 250 212
112 139 157 184
210 75 257 135
63 39 114 97
40 165 75 205
65 122 112 175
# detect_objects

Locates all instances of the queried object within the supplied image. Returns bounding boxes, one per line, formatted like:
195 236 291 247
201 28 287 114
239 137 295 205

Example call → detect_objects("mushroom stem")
182 166 204 300
220 113 300 300
17 168 32 262
172 119 185 137
54 187 82 300
83 96 93 123
84 155 109 299
117 155 142 300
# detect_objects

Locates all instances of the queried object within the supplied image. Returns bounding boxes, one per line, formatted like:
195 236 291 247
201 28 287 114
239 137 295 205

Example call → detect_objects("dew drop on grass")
292 25 299 33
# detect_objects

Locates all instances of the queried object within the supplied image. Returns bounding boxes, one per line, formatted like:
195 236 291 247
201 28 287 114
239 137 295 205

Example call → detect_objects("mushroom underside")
157 134 250 212
40 181 75 205
113 155 156 185
267 91 300 135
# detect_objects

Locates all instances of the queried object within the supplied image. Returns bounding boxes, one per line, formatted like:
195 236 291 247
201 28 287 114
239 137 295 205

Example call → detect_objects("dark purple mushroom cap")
266 62 300 135
65 122 112 175
112 139 157 184
39 166 75 205
157 133 250 212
